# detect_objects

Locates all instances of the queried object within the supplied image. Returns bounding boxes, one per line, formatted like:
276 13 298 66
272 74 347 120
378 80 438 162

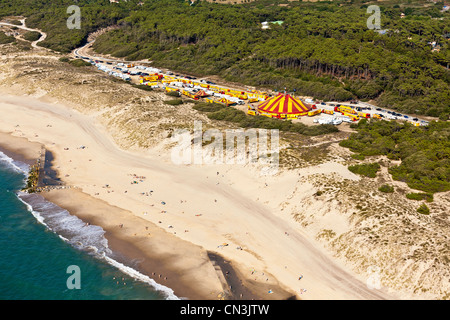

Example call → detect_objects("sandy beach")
0 131 42 166
1 41 448 301
0 91 297 300
40 187 247 300
0 87 401 300
0 123 285 301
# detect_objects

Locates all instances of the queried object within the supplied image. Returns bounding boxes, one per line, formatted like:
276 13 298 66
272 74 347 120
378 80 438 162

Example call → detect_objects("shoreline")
0 131 291 300
0 88 402 300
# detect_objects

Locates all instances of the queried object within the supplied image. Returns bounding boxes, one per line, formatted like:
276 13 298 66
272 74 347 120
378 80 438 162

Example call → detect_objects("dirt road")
0 18 47 48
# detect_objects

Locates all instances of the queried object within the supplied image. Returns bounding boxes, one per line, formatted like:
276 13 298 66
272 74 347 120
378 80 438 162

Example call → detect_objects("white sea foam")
0 151 30 175
17 192 180 300
103 255 179 300
16 193 47 226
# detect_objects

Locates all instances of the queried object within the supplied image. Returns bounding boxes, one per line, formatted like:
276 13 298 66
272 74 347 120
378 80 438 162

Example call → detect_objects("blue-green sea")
0 151 177 300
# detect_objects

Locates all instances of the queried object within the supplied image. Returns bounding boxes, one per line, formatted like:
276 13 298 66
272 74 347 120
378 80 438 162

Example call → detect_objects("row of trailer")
333 104 423 126
334 105 364 121
137 67 426 127
139 73 270 106
87 59 280 109
82 56 427 127
87 58 164 82
92 62 131 81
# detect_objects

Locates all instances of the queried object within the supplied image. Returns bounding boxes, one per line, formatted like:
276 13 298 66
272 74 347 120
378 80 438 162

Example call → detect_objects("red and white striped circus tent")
257 93 311 116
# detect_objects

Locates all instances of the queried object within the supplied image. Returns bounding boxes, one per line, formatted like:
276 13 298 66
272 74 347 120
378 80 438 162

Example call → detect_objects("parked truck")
308 109 322 117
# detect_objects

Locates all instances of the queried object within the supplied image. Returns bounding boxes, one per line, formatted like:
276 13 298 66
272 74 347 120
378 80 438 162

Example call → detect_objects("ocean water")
0 151 177 300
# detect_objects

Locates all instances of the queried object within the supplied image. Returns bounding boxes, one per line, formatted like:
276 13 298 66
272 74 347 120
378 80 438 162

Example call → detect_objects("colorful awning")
258 93 311 115
194 90 209 97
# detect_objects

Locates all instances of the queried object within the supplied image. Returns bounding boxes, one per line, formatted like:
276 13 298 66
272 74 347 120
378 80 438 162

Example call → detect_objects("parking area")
313 101 429 126
75 50 430 127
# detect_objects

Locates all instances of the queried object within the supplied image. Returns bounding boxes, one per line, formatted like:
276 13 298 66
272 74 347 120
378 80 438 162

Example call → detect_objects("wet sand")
0 131 42 166
40 187 293 300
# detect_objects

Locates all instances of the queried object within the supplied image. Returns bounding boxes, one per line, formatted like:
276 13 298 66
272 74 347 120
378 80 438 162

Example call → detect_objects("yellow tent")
257 93 311 117
219 98 235 105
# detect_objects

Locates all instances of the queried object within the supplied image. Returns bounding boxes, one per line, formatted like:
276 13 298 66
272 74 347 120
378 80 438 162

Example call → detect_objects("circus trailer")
260 112 274 118
204 98 216 104
308 109 322 117
194 90 209 98
182 90 199 100
358 112 371 118
165 87 179 93
142 75 160 81
342 112 360 121
336 105 357 114
218 98 235 106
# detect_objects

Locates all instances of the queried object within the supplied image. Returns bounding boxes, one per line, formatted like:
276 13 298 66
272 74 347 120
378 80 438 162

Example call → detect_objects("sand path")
0 19 47 48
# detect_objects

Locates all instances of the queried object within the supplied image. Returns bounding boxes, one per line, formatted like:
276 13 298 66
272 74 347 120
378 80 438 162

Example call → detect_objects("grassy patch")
166 90 181 97
351 153 366 160
22 31 41 42
406 192 434 202
340 120 450 194
417 203 430 215
164 99 184 106
314 190 324 196
195 105 338 136
348 162 380 178
0 31 15 44
378 184 394 193
192 102 227 113
317 229 336 241
131 84 153 91
68 59 91 67
8 20 22 26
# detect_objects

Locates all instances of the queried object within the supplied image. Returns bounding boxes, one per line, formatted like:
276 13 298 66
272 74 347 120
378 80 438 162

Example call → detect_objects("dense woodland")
0 0 449 117
340 119 450 194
